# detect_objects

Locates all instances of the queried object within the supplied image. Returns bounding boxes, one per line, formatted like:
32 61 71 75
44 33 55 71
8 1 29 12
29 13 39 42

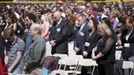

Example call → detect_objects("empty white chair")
53 54 68 59
69 55 83 60
78 59 98 75
50 70 68 75
69 55 83 73
57 57 78 75
58 57 78 69
122 61 134 75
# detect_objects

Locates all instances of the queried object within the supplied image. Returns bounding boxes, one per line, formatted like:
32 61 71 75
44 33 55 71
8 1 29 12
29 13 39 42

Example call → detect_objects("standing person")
24 13 37 49
114 16 134 75
74 14 89 55
40 14 50 40
121 16 134 60
3 28 25 73
92 23 117 75
24 23 46 74
49 10 71 55
83 17 100 58
13 23 46 74
81 17 100 75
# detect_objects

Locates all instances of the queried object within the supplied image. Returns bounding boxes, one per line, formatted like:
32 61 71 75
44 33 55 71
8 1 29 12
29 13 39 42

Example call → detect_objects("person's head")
97 23 112 36
53 10 62 22
126 16 134 29
3 28 16 43
101 17 111 27
89 17 99 30
77 14 87 26
25 13 37 25
29 23 41 37
66 8 74 16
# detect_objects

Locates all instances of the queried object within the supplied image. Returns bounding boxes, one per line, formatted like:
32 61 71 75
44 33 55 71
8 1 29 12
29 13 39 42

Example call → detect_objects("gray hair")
31 23 41 34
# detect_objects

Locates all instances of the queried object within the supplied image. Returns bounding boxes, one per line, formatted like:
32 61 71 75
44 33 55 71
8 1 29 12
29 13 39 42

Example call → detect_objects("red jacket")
0 57 8 75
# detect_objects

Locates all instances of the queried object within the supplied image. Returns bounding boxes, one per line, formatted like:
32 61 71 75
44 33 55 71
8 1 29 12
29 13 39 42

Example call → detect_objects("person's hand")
92 47 97 52
91 54 97 60
8 67 13 73
74 47 80 52
23 65 27 70
50 40 56 47
83 51 88 57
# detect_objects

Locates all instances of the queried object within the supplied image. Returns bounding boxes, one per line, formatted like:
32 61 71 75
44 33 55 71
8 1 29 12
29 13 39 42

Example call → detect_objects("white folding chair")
69 55 83 74
53 54 68 59
69 55 83 60
115 51 122 60
122 61 134 75
78 59 98 75
50 70 68 75
58 57 78 75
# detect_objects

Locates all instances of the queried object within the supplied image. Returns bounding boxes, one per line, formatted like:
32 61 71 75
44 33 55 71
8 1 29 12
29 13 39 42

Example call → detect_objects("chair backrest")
122 61 134 69
69 55 83 60
50 70 68 75
58 57 78 70
115 51 122 60
53 54 68 59
58 57 78 66
78 59 98 66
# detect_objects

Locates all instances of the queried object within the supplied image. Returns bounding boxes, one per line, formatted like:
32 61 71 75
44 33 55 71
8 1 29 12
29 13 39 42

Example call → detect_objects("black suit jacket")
74 23 89 50
49 18 70 54
122 28 134 59
74 22 89 54
83 30 100 53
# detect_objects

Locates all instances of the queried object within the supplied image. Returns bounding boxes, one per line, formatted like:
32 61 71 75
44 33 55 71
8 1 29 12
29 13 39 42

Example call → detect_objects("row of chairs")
52 53 134 75
8 51 134 75
51 54 98 75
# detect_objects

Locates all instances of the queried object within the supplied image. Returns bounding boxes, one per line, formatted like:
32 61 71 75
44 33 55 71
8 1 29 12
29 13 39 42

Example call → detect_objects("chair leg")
130 69 133 75
91 66 95 75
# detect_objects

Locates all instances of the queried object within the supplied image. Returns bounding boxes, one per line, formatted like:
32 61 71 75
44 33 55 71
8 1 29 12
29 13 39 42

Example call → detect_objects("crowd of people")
0 1 134 75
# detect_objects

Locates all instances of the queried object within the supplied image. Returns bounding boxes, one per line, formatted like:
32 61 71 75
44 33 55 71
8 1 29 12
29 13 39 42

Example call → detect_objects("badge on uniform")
85 42 90 47
79 32 84 36
124 43 130 48
57 28 61 32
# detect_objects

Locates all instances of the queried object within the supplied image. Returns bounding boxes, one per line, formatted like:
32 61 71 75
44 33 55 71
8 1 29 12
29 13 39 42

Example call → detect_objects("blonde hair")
98 23 112 36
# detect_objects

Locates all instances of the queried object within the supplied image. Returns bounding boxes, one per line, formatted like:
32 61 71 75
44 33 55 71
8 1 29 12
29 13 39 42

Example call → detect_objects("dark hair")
101 18 112 27
3 28 15 43
26 13 37 23
90 17 99 30
127 16 134 24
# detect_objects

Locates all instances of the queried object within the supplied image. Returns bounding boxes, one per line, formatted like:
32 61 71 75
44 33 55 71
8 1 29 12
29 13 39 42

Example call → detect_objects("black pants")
114 60 123 75
98 62 114 75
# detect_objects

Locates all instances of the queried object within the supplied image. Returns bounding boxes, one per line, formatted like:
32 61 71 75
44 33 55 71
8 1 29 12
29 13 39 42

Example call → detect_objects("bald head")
53 11 62 22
